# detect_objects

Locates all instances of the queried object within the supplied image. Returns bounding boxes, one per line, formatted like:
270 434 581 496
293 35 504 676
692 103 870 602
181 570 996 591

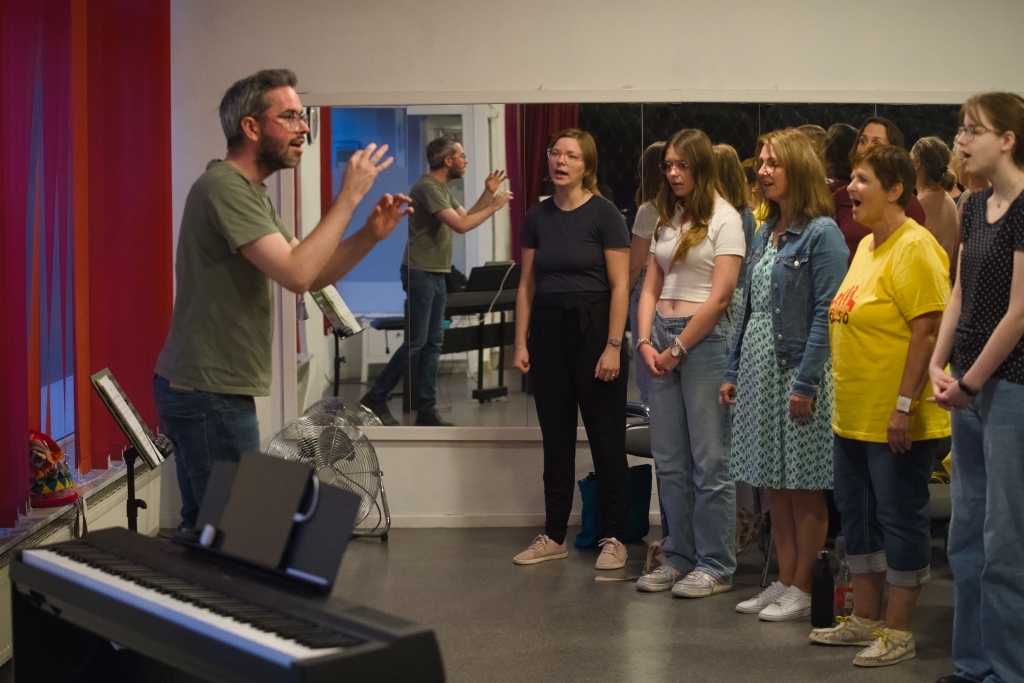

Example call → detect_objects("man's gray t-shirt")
403 174 461 272
155 160 294 395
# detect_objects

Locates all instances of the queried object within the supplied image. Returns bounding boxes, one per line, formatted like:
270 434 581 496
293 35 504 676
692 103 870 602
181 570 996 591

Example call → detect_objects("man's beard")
256 136 297 175
447 165 464 181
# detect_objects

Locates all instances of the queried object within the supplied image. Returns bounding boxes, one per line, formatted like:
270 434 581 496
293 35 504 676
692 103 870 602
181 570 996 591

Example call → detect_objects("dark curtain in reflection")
506 103 579 262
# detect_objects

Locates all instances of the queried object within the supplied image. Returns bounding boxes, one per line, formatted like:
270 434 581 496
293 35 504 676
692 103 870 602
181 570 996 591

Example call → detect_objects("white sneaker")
636 564 683 592
809 615 884 646
671 568 732 598
758 585 812 621
853 628 916 667
735 581 788 614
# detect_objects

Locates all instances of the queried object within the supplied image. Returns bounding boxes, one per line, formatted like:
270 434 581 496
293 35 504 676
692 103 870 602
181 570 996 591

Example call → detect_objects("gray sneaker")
671 568 733 598
636 564 683 592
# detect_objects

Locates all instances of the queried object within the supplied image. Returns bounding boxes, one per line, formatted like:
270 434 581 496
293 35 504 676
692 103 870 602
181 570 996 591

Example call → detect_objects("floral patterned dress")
729 240 835 490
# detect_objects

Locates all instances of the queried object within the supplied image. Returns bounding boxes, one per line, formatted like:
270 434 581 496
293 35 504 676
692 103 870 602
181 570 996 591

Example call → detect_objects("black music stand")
90 369 166 532
309 285 363 396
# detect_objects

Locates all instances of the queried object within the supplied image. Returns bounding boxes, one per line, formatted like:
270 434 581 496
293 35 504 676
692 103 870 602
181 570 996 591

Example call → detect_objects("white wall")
172 0 1024 237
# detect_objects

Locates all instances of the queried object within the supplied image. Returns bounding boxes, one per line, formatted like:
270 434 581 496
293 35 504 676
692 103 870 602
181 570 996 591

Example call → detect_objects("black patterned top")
953 189 1024 384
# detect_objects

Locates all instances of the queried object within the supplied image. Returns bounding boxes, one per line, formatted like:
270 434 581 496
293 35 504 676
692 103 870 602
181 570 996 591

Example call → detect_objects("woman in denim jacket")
720 129 848 621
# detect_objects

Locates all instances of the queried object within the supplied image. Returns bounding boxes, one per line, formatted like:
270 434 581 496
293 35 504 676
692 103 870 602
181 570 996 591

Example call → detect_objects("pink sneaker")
595 537 628 570
513 535 568 565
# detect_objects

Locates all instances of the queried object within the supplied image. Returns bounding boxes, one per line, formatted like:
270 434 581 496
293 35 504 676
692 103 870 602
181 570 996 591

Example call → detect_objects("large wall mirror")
300 101 960 429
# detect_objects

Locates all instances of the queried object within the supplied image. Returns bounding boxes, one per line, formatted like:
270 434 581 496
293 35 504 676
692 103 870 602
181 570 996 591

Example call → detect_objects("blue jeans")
648 311 736 579
368 266 447 412
628 277 650 405
152 374 260 527
948 377 1024 683
832 434 937 586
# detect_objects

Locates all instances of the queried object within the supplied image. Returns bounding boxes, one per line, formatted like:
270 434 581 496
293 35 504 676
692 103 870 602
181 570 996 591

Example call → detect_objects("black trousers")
529 292 629 544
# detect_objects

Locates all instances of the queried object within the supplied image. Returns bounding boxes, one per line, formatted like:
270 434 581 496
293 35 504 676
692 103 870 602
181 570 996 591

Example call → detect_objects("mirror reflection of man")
154 69 411 531
361 137 512 426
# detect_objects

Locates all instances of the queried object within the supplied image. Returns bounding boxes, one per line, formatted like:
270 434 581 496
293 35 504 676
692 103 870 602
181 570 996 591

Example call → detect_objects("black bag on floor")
574 464 652 547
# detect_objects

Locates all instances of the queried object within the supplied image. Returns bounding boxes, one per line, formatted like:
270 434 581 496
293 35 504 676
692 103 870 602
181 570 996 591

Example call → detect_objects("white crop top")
651 196 745 302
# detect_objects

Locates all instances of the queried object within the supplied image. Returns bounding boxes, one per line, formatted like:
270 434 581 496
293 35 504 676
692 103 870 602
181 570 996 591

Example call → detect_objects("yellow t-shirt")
829 219 951 442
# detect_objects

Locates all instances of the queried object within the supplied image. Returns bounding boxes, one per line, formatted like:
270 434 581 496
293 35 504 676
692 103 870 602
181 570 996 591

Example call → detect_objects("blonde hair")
713 144 750 211
797 124 827 155
911 136 957 192
549 128 598 192
653 129 717 267
761 128 834 224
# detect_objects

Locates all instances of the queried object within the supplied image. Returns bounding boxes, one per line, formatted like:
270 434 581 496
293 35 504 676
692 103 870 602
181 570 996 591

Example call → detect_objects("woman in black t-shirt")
511 129 632 571
929 92 1024 683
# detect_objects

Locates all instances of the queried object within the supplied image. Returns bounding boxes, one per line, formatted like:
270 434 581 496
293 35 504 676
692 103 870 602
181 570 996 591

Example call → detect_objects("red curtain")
82 0 172 470
0 0 171 526
505 104 579 263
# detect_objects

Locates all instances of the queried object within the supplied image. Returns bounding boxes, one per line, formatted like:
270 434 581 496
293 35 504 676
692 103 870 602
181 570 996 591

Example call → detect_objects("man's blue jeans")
648 311 736 580
948 376 1024 683
368 266 447 412
153 374 260 527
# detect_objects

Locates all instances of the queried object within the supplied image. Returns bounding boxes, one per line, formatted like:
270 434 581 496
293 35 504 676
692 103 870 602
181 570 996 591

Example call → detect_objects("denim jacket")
725 215 848 397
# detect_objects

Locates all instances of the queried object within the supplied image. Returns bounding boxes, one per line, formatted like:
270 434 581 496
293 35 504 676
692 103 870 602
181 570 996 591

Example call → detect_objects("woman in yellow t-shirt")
809 145 951 668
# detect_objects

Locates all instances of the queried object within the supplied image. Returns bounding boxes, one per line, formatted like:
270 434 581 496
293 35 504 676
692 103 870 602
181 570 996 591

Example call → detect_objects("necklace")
993 174 1024 209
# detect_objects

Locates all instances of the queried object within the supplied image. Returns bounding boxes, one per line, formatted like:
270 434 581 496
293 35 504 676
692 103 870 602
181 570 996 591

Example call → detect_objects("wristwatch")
607 338 622 348
896 395 914 414
670 338 688 360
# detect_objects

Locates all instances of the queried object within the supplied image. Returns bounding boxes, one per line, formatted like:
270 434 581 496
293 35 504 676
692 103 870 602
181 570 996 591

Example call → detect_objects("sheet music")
95 375 163 466
310 286 362 337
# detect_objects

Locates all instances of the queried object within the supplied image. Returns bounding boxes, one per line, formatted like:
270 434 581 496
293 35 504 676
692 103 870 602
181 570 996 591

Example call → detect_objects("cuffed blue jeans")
368 265 447 412
948 376 1024 683
648 311 736 579
153 374 260 527
832 434 937 586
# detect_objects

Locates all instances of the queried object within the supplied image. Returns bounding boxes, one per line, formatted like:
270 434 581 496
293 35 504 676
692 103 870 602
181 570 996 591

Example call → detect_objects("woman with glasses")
721 129 848 621
633 129 745 597
811 144 949 667
929 92 1024 683
512 129 632 571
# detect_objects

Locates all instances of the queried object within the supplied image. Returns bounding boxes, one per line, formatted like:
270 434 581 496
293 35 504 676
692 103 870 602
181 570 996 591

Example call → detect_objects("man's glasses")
660 160 690 174
547 149 584 163
275 111 310 132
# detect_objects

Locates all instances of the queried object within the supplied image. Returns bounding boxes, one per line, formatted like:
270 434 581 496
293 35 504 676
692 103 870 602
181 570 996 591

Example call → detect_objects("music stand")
90 368 165 532
309 285 364 396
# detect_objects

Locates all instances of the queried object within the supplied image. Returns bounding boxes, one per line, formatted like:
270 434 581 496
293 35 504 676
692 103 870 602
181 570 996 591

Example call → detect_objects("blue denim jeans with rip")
948 376 1024 683
648 311 736 580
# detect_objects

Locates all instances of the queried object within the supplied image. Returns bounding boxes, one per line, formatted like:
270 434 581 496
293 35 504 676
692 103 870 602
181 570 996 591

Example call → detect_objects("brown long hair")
761 128 834 224
635 141 666 207
653 129 717 267
960 92 1024 169
713 143 750 211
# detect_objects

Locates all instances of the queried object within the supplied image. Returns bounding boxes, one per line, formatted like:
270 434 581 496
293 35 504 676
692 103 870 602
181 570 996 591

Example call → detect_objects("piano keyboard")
22 543 363 668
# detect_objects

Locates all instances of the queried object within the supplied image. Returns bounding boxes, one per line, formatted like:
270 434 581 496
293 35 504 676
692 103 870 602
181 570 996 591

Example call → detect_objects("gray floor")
331 527 954 683
0 527 954 683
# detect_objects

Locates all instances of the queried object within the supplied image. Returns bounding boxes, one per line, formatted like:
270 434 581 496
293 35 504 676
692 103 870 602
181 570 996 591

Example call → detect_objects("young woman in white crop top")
634 128 745 596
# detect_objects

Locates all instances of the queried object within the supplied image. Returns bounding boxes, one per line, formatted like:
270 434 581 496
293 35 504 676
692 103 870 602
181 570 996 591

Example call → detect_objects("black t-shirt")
953 189 1024 384
521 195 630 294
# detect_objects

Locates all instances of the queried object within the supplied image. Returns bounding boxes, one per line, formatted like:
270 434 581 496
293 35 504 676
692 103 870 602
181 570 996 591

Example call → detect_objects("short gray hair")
426 137 458 169
219 69 297 149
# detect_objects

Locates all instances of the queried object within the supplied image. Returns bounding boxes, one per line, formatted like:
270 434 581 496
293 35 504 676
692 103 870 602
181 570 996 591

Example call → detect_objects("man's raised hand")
491 190 513 211
338 143 394 206
485 170 508 193
366 193 413 241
